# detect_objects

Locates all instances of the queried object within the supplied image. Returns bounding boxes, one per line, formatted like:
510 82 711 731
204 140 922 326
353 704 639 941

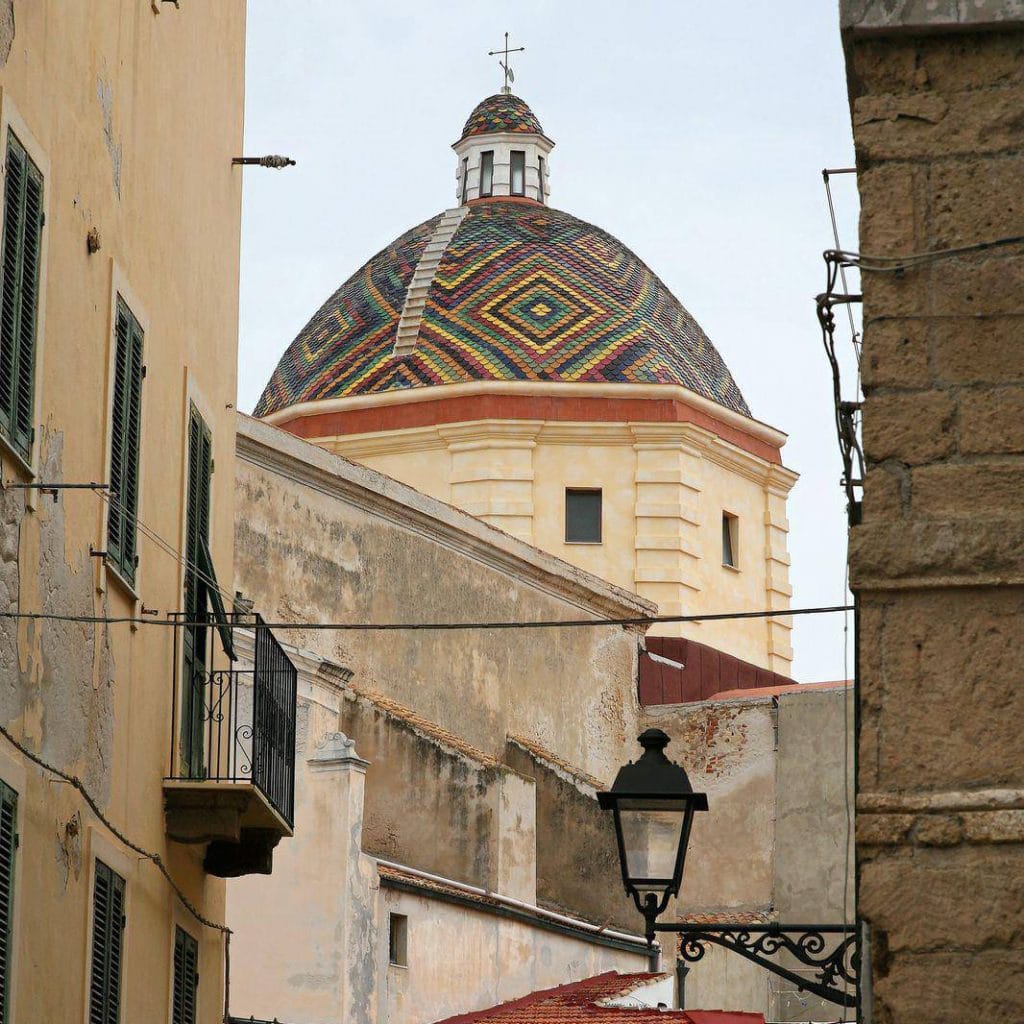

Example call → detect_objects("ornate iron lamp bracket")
660 922 858 1009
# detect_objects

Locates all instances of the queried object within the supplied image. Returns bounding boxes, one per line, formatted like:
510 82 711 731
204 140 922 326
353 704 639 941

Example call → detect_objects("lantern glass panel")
618 798 686 889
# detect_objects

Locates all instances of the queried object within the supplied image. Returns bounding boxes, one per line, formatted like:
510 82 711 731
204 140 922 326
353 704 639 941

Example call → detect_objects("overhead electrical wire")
822 170 860 362
0 603 853 632
0 722 235 1018
819 169 860 1015
1 481 853 632
829 233 1024 274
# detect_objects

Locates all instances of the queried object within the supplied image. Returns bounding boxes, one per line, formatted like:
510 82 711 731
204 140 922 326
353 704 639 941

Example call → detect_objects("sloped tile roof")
430 972 765 1024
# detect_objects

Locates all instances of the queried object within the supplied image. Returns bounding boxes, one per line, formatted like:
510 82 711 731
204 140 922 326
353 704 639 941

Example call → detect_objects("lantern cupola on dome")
453 93 553 205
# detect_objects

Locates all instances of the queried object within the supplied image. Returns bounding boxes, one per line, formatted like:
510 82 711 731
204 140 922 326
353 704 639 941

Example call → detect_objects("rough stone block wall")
843 7 1024 1021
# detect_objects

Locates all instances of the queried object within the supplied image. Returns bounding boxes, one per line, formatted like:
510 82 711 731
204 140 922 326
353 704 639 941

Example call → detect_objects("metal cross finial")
487 32 525 94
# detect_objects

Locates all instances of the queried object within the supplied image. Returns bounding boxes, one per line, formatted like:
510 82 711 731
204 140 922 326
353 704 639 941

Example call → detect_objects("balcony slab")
163 780 294 845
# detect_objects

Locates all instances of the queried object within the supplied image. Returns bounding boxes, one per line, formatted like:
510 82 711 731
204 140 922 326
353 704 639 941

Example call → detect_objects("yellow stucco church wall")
321 414 796 673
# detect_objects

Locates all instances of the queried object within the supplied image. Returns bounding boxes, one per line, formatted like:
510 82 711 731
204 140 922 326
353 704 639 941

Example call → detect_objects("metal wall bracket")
659 922 858 1009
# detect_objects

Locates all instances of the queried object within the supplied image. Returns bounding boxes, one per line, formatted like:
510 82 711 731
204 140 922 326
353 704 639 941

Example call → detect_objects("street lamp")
600 729 860 1011
596 728 707 941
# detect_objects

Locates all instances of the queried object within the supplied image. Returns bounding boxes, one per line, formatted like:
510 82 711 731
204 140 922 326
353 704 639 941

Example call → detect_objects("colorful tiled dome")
254 202 749 418
460 93 545 140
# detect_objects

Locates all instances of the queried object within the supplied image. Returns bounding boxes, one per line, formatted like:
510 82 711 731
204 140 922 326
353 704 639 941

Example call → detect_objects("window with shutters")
106 298 144 586
0 131 44 463
181 405 213 779
0 781 17 1024
171 926 198 1024
88 860 125 1024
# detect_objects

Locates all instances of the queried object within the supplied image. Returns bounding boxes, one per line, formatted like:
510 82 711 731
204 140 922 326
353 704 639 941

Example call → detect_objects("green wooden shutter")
184 407 212 618
12 158 42 457
171 927 198 1024
0 132 43 461
0 781 17 1024
106 305 130 570
106 299 144 583
198 536 234 661
88 860 125 1024
0 138 25 451
122 317 144 573
182 406 213 778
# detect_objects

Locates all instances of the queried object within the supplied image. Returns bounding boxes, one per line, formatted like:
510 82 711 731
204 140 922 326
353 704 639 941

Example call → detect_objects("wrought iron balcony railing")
167 611 297 829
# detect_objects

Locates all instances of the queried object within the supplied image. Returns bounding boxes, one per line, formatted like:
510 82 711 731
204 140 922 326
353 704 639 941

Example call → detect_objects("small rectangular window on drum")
510 150 525 196
480 151 494 197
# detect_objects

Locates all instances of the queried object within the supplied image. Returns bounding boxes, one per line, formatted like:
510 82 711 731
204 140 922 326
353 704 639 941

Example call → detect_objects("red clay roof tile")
429 971 765 1024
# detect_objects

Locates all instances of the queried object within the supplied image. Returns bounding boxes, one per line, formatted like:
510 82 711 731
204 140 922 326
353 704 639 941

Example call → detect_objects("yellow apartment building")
0 4 294 1022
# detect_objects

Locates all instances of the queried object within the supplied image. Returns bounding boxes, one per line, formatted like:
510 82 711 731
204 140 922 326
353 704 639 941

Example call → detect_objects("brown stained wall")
233 416 652 922
234 416 649 787
503 740 636 931
342 692 504 886
842 6 1024 1021
643 699 777 917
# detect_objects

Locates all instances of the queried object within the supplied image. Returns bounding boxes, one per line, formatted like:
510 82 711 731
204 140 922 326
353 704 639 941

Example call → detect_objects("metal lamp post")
599 729 859 1011
596 728 708 940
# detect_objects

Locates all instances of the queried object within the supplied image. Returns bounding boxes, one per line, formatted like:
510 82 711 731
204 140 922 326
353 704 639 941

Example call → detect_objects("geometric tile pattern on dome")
253 215 439 417
460 93 544 140
254 202 749 418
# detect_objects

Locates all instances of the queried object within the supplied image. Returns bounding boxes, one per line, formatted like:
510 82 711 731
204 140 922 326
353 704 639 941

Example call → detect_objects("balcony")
163 611 297 877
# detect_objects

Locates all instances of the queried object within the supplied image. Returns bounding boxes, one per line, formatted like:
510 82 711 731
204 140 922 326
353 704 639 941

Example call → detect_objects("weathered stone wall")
843 4 1024 1020
233 416 652 922
234 416 649 788
642 685 853 1021
504 739 636 930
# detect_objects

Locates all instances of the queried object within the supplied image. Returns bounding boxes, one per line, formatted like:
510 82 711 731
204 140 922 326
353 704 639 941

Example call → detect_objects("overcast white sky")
238 1 862 684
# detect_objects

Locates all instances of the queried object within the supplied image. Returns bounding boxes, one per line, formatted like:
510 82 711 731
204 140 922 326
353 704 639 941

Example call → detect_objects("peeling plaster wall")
645 698 777 914
233 416 648 788
0 1 13 68
643 687 853 1021
1 433 115 803
504 739 636 931
0 3 246 1021
228 677 651 1024
343 690 506 888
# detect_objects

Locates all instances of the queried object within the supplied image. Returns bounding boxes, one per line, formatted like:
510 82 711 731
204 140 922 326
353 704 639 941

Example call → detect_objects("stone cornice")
236 414 656 624
319 417 797 490
260 379 789 449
